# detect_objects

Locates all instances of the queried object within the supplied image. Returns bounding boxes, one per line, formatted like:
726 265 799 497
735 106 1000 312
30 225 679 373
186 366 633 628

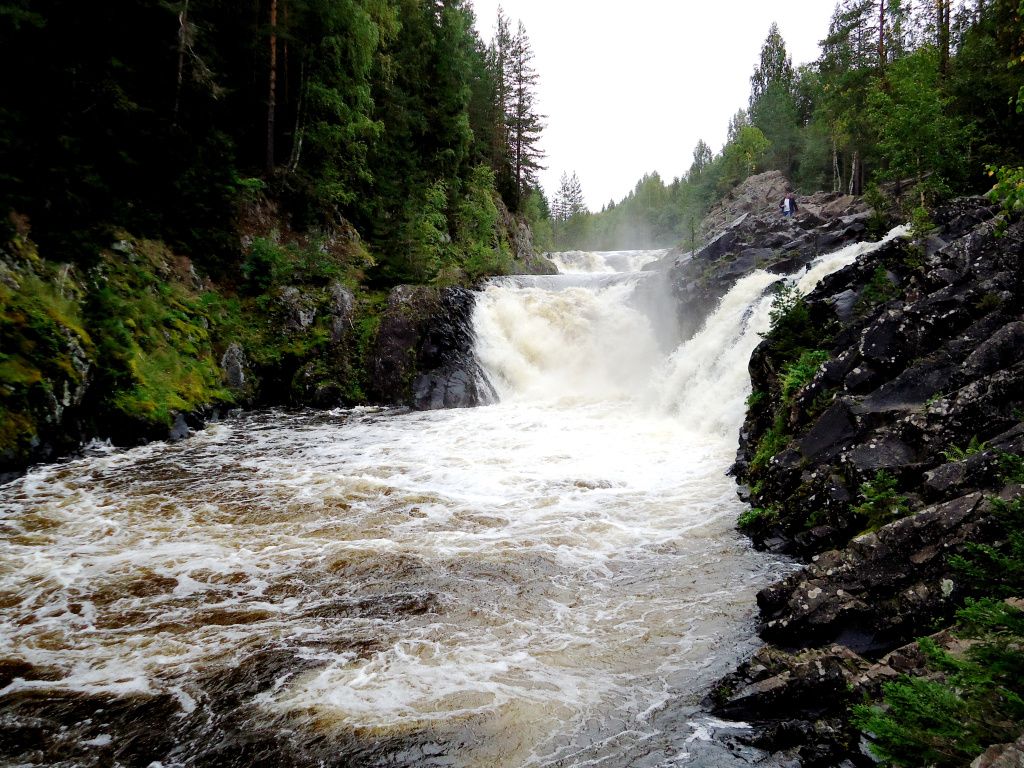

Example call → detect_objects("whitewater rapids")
0 239 902 766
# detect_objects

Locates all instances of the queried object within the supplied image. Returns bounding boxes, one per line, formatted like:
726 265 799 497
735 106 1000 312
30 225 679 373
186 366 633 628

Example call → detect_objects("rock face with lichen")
707 197 1024 765
658 171 872 340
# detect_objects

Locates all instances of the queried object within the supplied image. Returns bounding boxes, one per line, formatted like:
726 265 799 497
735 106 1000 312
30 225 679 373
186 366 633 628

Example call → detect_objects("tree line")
552 0 1023 252
0 0 546 285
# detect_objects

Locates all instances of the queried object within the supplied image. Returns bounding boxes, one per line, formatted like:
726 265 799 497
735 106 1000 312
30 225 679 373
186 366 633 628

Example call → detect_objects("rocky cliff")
660 171 872 341
0 203 503 479
705 195 1024 765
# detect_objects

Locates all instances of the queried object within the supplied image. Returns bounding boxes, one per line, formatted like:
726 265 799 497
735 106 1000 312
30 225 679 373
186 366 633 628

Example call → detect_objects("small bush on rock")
780 349 830 405
852 471 910 531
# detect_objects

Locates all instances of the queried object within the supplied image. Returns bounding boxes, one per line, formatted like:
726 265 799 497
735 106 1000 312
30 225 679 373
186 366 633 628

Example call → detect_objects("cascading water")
0 240 902 767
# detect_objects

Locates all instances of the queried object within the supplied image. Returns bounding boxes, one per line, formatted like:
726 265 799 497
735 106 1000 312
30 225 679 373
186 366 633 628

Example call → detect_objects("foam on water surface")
0 241 903 766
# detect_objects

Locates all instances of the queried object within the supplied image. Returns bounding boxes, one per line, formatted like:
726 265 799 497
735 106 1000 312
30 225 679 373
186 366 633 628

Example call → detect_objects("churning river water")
0 238 902 767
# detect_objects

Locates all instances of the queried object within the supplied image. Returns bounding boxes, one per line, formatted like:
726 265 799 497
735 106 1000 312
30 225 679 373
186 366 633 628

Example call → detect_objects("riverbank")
0 198 550 481
702 190 1024 765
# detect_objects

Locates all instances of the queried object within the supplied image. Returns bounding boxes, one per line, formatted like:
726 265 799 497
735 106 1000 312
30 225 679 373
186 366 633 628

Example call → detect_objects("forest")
551 0 1024 251
0 0 548 285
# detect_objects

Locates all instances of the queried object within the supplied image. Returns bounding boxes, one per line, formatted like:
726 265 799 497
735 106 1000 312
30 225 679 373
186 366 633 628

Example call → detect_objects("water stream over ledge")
0 244 897 766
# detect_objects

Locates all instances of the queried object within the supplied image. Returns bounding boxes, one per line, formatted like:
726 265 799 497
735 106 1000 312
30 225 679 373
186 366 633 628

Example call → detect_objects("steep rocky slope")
707 197 1024 765
660 171 872 340
0 202 510 479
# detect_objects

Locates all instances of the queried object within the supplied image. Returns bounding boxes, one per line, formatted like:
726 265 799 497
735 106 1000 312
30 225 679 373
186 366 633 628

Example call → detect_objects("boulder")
370 286 495 410
757 492 991 653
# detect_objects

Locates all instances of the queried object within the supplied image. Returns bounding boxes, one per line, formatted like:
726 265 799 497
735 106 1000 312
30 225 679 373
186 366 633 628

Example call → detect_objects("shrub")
854 599 1024 767
852 470 910 531
855 266 900 313
243 237 293 292
941 435 988 462
738 505 780 531
949 495 1024 598
780 349 830 404
750 418 790 474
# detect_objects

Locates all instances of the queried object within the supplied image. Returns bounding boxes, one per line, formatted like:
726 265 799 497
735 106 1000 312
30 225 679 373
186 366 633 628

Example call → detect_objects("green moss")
88 239 234 426
780 349 830 405
738 504 780 531
750 415 790 474
0 264 93 459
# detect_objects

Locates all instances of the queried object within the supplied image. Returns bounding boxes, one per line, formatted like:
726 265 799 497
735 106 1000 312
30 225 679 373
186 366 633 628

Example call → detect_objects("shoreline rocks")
712 194 1024 764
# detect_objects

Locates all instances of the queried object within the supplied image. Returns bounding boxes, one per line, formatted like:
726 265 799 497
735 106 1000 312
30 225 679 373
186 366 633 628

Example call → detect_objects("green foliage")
949 495 1024 598
745 390 766 409
987 164 1024 219
738 504 780 531
998 452 1024 484
243 238 293 292
909 207 936 240
719 125 771 192
766 282 806 333
761 282 830 363
852 471 910 531
0 265 92 456
855 598 1024 767
750 415 790 474
780 349 830 404
855 266 900 313
867 48 972 203
88 241 233 426
451 165 511 282
863 184 892 239
941 435 988 462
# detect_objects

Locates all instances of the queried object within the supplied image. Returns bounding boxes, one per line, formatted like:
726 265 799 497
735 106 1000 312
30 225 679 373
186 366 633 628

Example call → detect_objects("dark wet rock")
371 285 495 410
661 173 878 341
168 412 192 441
278 286 317 331
758 492 991 653
737 198 1023 559
327 281 355 343
719 196 1024 766
706 644 874 767
220 342 248 391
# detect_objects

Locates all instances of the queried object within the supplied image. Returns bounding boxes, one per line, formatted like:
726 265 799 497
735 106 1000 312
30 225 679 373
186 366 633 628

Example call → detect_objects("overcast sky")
470 1 837 210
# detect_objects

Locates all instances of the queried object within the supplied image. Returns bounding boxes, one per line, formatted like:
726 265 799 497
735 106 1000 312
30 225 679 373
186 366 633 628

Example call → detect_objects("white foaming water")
0 241 901 766
546 249 666 274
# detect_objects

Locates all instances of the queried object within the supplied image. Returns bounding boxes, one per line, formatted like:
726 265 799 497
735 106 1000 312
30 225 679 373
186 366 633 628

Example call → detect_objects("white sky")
471 1 837 210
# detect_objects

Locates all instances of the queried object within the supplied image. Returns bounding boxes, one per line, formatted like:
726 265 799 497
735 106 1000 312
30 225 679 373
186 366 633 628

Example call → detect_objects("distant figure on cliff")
780 192 798 218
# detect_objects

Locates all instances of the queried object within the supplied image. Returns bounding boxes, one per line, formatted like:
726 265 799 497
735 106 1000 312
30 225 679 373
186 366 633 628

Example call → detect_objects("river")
0 241 893 766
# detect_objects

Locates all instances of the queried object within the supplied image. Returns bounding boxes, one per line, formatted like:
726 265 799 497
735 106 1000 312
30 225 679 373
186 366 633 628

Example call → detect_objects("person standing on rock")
780 192 798 217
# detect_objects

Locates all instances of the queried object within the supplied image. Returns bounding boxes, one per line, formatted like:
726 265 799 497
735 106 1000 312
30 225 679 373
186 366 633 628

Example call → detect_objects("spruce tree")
507 20 545 209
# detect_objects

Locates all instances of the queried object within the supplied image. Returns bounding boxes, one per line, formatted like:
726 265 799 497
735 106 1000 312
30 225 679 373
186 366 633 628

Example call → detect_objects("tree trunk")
287 59 306 174
917 155 925 206
878 0 886 70
173 0 190 124
266 0 278 174
936 0 950 77
832 138 840 193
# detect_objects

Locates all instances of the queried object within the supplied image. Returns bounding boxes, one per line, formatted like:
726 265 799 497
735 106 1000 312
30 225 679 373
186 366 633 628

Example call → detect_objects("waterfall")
0 235 906 768
472 228 908 436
